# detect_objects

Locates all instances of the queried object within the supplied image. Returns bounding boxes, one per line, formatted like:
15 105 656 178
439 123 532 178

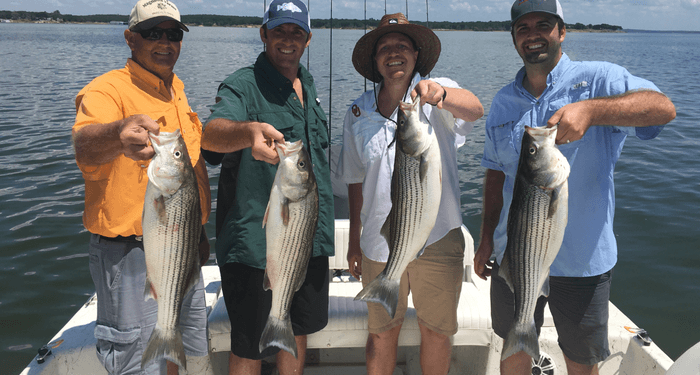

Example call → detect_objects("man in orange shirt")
72 1 210 374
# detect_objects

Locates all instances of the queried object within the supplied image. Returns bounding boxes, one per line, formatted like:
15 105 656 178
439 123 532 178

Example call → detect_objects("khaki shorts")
362 228 465 336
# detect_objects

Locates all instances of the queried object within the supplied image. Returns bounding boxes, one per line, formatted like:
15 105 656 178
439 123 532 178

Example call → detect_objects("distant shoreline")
1 10 627 32
1 19 629 33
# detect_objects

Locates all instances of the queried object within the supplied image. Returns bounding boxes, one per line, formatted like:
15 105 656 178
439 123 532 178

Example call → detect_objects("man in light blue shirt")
474 1 676 374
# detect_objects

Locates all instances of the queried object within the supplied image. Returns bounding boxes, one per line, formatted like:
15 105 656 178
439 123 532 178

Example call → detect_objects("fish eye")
174 151 182 158
298 160 306 168
529 146 537 155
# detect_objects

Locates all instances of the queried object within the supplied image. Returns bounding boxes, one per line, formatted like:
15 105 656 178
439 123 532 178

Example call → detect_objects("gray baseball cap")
511 0 564 25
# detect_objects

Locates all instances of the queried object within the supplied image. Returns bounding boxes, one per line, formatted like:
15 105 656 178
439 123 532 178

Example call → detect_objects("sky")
1 0 699 32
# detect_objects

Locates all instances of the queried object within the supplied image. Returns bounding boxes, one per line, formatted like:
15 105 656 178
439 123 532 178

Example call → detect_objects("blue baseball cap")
263 0 311 34
511 0 564 25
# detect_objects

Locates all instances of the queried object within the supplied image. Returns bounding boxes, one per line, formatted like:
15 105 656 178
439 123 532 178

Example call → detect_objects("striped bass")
355 95 442 318
259 140 319 358
141 130 202 370
499 125 570 361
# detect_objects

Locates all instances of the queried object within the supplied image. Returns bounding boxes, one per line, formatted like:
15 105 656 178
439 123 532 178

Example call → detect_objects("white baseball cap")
129 0 189 32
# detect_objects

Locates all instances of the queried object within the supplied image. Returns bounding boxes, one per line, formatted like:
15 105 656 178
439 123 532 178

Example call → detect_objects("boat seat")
207 219 494 353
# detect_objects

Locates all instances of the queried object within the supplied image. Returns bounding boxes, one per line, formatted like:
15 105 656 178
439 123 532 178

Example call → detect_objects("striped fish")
499 125 570 361
259 140 319 358
355 95 442 318
141 130 201 370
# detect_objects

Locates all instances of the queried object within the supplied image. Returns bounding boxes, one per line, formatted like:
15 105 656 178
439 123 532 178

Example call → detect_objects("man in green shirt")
201 0 334 374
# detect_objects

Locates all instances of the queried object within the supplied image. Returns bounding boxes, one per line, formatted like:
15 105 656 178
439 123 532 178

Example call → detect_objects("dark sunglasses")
137 28 184 42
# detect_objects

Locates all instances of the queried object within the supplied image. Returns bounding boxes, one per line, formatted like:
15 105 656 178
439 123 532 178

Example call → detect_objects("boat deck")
21 219 675 375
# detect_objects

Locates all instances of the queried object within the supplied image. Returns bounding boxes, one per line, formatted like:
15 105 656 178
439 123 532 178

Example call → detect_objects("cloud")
449 1 477 12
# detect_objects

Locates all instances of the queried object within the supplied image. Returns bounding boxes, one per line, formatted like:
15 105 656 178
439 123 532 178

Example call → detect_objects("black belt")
99 234 143 242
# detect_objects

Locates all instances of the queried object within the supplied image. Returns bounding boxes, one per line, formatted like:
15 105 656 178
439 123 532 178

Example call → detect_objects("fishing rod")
364 0 367 92
328 0 333 166
426 0 429 28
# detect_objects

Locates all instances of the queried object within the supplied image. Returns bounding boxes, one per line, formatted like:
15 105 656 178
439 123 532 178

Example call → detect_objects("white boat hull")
21 220 679 375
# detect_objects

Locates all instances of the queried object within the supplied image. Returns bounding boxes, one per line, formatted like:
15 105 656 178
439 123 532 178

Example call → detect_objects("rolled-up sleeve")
593 63 664 140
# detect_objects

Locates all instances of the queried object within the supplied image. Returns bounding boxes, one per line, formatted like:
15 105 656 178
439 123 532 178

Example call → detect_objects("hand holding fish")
119 114 161 161
411 81 485 122
249 122 285 164
546 101 594 145
411 79 446 108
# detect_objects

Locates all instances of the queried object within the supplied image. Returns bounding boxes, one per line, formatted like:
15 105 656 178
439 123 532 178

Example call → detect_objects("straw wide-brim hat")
352 13 441 83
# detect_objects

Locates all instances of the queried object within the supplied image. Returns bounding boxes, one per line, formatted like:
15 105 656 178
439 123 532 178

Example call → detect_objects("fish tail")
501 321 540 362
354 274 400 319
141 325 186 370
259 315 298 358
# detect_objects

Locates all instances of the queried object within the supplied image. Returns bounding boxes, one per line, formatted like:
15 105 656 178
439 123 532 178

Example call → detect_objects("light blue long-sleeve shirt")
482 53 664 277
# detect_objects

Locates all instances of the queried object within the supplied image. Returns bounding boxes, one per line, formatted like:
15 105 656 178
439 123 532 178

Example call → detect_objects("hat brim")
131 16 189 32
265 18 310 34
511 11 562 25
352 23 441 83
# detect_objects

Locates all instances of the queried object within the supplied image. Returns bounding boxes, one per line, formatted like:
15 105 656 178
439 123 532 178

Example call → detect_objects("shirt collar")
514 52 571 94
257 52 313 88
370 72 423 111
125 58 182 97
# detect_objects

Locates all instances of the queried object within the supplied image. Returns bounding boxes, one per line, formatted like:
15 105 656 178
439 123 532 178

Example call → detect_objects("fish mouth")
275 140 303 157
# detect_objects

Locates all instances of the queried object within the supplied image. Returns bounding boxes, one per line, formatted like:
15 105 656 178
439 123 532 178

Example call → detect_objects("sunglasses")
137 28 184 42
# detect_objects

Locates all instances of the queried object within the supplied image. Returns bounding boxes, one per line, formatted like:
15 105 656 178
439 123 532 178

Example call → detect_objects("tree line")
0 10 623 31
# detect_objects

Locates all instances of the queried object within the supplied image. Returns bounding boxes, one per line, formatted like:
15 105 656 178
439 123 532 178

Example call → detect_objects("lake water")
1 23 698 374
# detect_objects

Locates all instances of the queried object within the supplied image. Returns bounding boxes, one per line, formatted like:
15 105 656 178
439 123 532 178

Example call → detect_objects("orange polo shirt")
73 59 211 238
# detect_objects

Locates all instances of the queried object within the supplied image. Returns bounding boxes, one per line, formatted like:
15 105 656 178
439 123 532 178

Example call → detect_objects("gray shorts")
491 261 612 365
88 234 208 375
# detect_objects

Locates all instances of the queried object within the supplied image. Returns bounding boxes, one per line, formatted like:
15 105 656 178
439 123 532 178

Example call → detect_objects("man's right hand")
119 114 160 161
249 122 285 164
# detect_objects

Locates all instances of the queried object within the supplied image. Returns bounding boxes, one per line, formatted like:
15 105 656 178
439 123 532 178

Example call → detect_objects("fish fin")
259 314 297 358
498 257 515 293
263 270 271 291
540 276 551 298
154 195 167 222
547 185 562 219
281 198 290 226
354 271 400 319
419 154 430 182
501 320 540 362
380 216 391 245
144 277 157 301
141 325 187 370
263 200 270 228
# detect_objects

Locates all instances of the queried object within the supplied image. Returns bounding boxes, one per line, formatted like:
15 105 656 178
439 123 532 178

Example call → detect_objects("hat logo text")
278 2 303 13
389 19 398 24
